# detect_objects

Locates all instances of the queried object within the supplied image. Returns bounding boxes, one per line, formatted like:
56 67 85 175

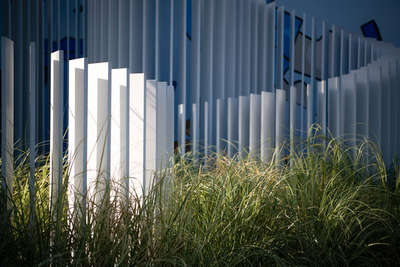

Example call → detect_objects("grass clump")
1 137 400 266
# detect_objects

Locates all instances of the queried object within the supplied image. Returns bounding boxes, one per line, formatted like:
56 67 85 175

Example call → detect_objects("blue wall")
276 0 400 47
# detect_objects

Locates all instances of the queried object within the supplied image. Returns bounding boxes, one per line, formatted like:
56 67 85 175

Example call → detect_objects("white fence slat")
249 94 261 158
178 103 185 154
366 62 382 147
275 89 286 162
341 72 356 148
203 101 210 157
328 77 339 137
68 57 87 215
167 85 175 162
156 82 169 170
111 68 128 198
191 102 199 158
129 73 145 199
289 86 297 161
216 98 226 154
1 37 14 208
354 68 369 141
145 80 158 193
317 80 327 135
87 62 110 205
227 97 238 157
50 51 64 212
238 95 250 158
261 91 275 162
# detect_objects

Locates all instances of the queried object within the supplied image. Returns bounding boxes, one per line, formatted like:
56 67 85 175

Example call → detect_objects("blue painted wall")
275 0 400 47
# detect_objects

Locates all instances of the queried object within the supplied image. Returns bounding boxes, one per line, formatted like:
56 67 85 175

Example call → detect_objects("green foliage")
1 135 400 266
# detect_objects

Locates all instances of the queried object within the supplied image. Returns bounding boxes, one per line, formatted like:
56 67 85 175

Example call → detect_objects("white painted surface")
68 57 87 213
249 94 261 158
129 73 145 199
87 62 110 205
261 91 275 162
50 51 64 212
111 68 128 198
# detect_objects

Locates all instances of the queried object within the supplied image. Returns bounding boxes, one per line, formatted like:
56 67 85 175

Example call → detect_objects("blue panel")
361 20 382 41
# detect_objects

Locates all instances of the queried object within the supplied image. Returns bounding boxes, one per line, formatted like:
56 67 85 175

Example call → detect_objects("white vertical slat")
238 95 250 158
29 43 36 225
203 101 209 157
216 98 226 154
327 77 339 137
275 89 286 163
320 21 328 135
340 72 356 148
87 62 110 205
166 85 175 163
317 81 327 134
156 82 169 170
191 103 199 158
164 84 175 193
249 94 261 158
380 61 391 165
178 103 185 154
227 97 238 157
329 25 336 78
354 68 369 142
145 80 158 194
266 2 275 92
1 37 14 209
289 86 297 163
357 37 363 69
388 61 396 161
50 51 64 212
111 68 128 198
129 73 145 199
261 91 275 162
68 58 87 216
367 62 382 147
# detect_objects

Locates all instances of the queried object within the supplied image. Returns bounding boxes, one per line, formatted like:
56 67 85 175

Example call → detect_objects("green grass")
1 135 400 266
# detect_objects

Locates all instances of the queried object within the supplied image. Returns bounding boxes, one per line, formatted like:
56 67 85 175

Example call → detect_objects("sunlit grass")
1 133 400 266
